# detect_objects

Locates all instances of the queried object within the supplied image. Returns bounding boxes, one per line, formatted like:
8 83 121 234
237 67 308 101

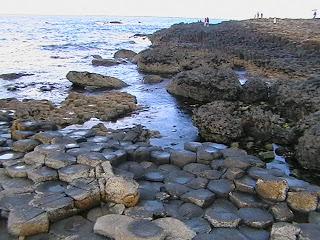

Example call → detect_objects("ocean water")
0 15 222 148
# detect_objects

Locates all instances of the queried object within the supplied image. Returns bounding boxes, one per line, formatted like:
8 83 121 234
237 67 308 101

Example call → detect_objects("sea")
0 15 222 148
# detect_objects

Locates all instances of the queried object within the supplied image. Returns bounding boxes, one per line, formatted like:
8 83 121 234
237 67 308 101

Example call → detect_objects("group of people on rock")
204 17 209 27
255 12 264 19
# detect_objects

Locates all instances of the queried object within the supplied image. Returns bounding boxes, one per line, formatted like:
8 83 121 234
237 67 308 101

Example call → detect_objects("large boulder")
114 49 138 62
192 101 243 144
296 124 320 171
92 58 123 67
167 66 241 102
66 71 128 89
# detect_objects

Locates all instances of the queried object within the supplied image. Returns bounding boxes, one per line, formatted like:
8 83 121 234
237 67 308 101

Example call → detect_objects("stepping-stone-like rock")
67 147 91 157
248 167 284 180
154 217 196 240
124 206 154 220
239 226 270 240
229 191 268 208
197 147 222 164
205 207 241 228
270 202 294 222
238 208 274 228
224 156 253 170
58 164 91 182
7 206 49 237
138 200 166 217
270 222 300 240
65 180 100 209
256 178 288 201
165 170 194 184
0 192 34 213
184 142 203 152
299 223 320 240
186 177 208 189
178 203 204 219
223 167 245 180
170 150 196 167
0 152 24 167
210 159 225 170
199 169 223 180
287 191 318 212
104 176 139 207
12 139 40 153
35 181 67 194
50 215 104 240
184 217 211 234
6 162 33 178
183 163 211 176
11 130 35 140
181 189 215 207
144 170 165 182
221 148 247 157
210 228 249 240
78 142 105 152
52 136 78 145
158 164 180 172
34 144 65 155
1 177 34 192
77 152 107 167
45 152 76 169
234 176 256 194
164 182 191 198
138 181 163 200
94 214 166 240
163 200 183 219
207 179 235 197
23 151 45 165
32 131 63 144
133 146 154 162
87 203 125 222
28 166 58 183
30 193 76 222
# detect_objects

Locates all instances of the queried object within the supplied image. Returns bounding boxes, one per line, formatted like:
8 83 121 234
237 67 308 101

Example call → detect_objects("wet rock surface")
0 117 318 239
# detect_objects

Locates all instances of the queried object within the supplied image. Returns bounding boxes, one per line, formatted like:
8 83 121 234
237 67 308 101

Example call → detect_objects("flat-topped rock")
256 178 289 201
86 203 125 222
58 164 91 182
229 191 268 208
164 170 194 185
238 208 274 228
6 162 33 178
23 151 45 165
234 176 256 194
298 223 320 240
153 217 196 240
270 202 294 222
94 214 166 240
181 189 215 208
32 131 63 144
184 218 211 234
34 144 65 155
287 191 318 212
207 179 235 197
66 71 128 89
239 226 270 240
178 203 204 219
12 139 40 152
164 182 191 198
45 152 77 169
35 181 67 194
170 150 196 167
209 228 249 240
183 163 211 176
184 142 203 152
197 147 222 164
7 206 49 237
27 166 58 183
205 206 241 228
270 222 300 240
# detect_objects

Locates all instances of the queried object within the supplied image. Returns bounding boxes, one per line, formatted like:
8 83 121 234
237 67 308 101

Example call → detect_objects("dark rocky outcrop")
114 49 138 62
0 73 34 80
167 66 241 102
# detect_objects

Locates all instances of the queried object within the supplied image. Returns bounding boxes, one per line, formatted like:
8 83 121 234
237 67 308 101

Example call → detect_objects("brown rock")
256 178 289 201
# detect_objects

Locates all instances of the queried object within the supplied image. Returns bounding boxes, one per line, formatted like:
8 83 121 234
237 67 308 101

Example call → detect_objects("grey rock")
207 179 235 197
170 150 196 167
270 202 294 222
308 211 320 225
77 152 107 167
165 170 195 185
144 170 165 182
183 163 211 176
153 217 196 240
234 176 256 194
45 152 77 169
164 182 191 198
239 226 270 240
58 164 91 182
270 222 300 240
6 163 33 178
178 203 204 219
197 147 222 164
223 167 245 180
229 191 268 208
86 203 125 222
23 151 46 165
210 228 249 240
12 139 40 153
198 169 223 180
184 218 211 234
150 151 170 165
27 166 58 183
238 207 274 228
185 177 208 189
298 223 320 240
32 131 63 144
181 189 215 207
205 207 241 228
35 181 67 194
34 144 65 155
184 142 203 152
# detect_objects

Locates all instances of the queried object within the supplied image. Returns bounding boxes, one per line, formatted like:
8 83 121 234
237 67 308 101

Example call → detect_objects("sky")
0 0 319 19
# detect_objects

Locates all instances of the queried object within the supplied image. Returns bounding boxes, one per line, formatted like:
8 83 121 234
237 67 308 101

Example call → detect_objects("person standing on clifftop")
313 10 317 19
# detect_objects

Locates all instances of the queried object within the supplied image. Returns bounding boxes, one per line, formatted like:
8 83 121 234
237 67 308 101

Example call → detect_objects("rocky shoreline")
0 18 320 240
136 18 320 176
0 110 319 239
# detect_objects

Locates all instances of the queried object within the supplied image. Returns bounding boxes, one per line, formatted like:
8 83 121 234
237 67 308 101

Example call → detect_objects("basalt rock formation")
138 19 320 171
